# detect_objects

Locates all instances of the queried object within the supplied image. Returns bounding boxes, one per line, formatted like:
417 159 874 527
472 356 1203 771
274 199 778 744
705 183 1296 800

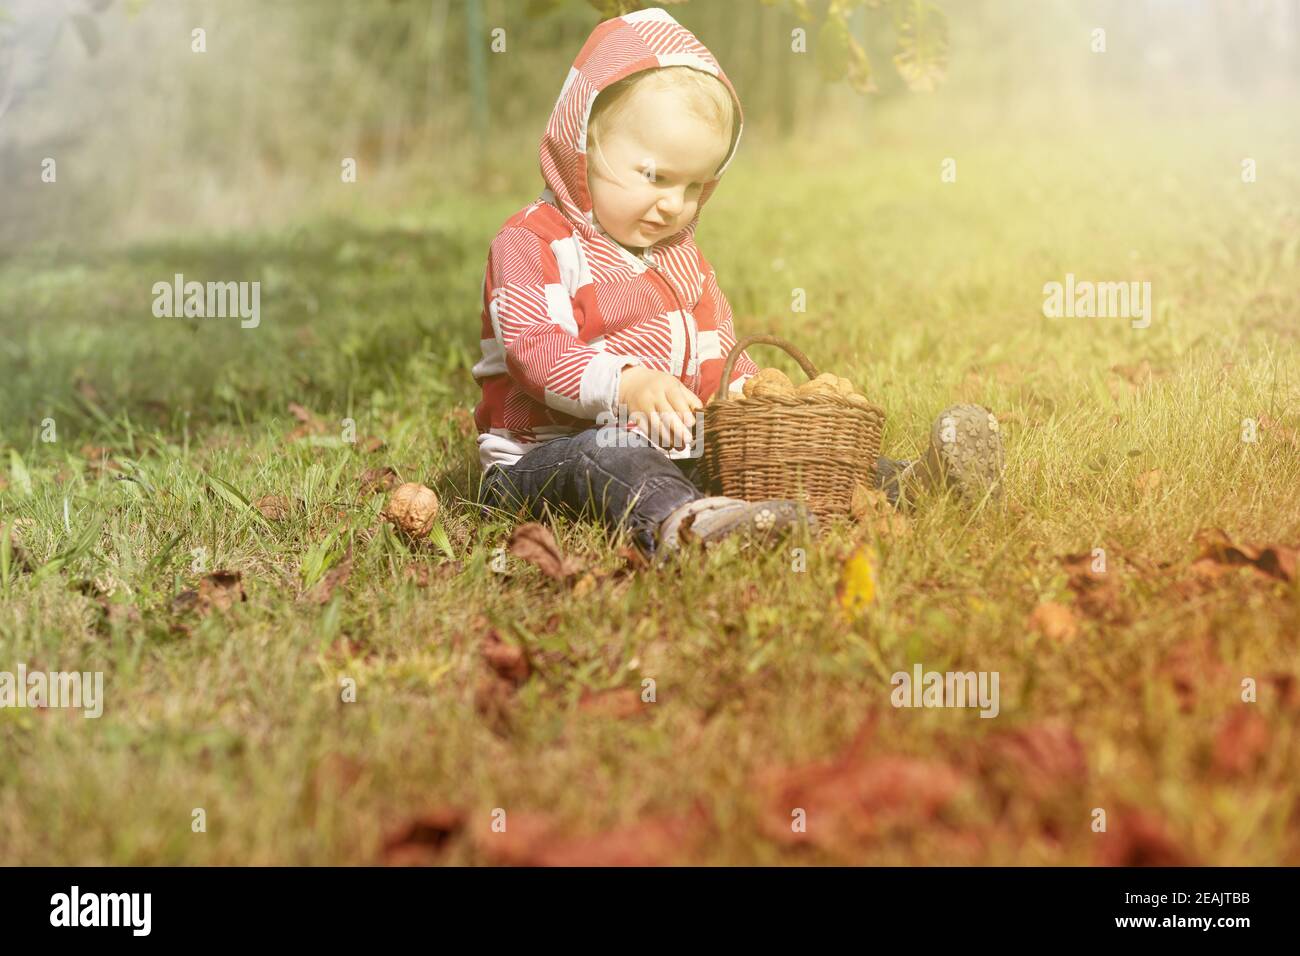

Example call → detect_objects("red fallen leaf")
1211 708 1271 777
980 721 1087 801
1193 528 1297 583
507 522 584 582
358 436 386 453
382 807 467 866
481 630 530 686
754 735 965 852
577 687 648 719
473 810 706 867
1097 807 1195 866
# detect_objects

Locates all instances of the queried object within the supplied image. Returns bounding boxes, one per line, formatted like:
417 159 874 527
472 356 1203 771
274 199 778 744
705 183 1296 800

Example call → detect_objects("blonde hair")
588 66 735 167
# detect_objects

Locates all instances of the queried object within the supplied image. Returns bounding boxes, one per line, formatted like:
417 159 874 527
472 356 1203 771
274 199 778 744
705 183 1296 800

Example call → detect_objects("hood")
538 6 744 255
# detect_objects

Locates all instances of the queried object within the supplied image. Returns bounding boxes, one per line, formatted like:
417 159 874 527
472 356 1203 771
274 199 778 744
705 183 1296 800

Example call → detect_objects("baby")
472 7 1002 562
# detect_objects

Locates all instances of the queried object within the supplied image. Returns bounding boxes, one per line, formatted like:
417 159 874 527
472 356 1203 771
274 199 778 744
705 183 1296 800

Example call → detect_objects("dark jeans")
478 425 706 556
477 425 899 558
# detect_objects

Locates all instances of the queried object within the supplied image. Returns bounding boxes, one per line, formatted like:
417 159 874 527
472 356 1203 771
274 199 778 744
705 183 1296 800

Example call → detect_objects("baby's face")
587 85 732 252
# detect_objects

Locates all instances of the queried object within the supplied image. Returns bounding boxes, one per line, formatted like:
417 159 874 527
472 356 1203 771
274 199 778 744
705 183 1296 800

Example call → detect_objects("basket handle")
717 333 820 399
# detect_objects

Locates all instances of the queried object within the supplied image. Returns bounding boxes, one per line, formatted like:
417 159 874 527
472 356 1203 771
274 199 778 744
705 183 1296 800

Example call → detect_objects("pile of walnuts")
739 368 873 410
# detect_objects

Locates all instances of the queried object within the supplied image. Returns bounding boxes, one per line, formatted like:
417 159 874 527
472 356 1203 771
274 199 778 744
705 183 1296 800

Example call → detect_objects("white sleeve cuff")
727 373 752 396
580 352 642 421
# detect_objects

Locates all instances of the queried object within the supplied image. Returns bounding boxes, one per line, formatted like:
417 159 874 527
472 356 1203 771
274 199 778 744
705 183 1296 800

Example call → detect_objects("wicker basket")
702 334 885 524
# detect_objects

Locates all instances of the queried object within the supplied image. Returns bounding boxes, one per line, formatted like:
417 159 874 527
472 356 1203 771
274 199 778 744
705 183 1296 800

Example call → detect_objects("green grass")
2 110 1299 865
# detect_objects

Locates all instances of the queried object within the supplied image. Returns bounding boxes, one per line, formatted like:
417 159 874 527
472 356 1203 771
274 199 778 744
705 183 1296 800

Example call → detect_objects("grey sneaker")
656 496 817 560
889 404 1005 505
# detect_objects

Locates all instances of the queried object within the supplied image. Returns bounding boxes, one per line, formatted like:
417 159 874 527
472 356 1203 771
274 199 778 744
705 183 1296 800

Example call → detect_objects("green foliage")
795 0 949 94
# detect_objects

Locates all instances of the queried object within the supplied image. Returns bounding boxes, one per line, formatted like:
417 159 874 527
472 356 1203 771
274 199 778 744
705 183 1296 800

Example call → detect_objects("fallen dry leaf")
1096 807 1195 867
1211 708 1271 777
1263 672 1298 710
286 402 330 441
507 522 584 582
359 466 400 495
980 721 1087 802
80 444 123 476
1192 528 1296 583
174 570 247 616
481 630 530 686
445 407 477 439
577 687 648 720
382 807 467 866
404 560 462 586
1135 468 1163 495
1060 551 1125 621
1029 601 1079 643
301 549 353 605
849 484 911 539
473 673 516 734
1257 414 1300 448
1159 637 1230 713
253 494 294 521
93 595 142 632
199 570 246 612
1110 359 1159 387
0 519 34 572
473 810 705 867
754 724 965 854
358 436 386 454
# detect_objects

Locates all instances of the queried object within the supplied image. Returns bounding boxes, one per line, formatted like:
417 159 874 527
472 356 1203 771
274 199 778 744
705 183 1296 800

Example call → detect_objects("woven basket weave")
701 334 885 524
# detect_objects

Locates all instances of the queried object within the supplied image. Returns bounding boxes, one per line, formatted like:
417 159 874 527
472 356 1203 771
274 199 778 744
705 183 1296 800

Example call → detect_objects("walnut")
385 482 440 538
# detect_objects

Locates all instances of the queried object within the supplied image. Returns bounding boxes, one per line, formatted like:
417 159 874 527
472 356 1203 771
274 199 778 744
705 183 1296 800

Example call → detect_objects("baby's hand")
617 366 702 451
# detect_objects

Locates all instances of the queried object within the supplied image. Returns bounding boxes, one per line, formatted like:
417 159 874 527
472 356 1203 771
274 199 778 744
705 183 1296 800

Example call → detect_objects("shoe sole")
688 499 817 549
911 404 1005 501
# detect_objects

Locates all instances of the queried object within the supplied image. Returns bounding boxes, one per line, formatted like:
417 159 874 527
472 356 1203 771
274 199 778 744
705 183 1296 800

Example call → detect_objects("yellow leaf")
837 546 878 618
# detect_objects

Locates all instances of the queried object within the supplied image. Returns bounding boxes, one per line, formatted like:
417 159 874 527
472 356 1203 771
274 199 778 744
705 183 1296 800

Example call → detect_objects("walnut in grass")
385 482 440 538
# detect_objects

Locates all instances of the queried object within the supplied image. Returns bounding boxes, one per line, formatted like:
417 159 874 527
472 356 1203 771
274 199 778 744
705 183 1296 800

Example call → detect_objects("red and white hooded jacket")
472 6 759 473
